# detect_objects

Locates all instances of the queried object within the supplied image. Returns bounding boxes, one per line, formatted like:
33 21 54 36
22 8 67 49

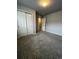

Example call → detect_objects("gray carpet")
17 31 62 59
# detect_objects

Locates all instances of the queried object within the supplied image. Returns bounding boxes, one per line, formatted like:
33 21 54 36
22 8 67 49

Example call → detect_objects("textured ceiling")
17 0 62 16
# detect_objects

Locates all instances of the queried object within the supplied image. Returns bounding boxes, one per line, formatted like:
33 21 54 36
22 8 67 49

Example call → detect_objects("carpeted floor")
17 31 62 59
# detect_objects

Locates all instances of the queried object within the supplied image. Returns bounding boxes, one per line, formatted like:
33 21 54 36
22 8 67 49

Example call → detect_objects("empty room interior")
17 0 62 59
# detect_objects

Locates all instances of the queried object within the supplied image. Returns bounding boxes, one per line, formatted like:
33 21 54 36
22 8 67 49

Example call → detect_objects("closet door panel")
26 14 34 34
17 11 27 38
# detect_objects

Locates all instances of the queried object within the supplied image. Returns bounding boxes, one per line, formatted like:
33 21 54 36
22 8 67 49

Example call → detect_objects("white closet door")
17 11 27 38
26 13 34 34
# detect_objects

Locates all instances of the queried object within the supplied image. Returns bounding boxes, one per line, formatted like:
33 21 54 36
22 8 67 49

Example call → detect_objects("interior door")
42 18 46 31
26 13 34 34
17 11 27 38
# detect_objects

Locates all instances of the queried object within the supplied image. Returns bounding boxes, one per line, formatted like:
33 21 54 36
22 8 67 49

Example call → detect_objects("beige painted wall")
45 11 62 36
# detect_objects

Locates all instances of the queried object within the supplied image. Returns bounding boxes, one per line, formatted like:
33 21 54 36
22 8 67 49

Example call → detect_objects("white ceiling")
17 0 62 16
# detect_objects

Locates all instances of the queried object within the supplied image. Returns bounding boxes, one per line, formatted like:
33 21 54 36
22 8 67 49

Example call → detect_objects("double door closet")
17 11 35 38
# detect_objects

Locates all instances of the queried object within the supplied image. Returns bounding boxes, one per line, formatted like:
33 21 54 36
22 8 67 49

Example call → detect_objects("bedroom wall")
45 11 62 36
17 4 36 38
